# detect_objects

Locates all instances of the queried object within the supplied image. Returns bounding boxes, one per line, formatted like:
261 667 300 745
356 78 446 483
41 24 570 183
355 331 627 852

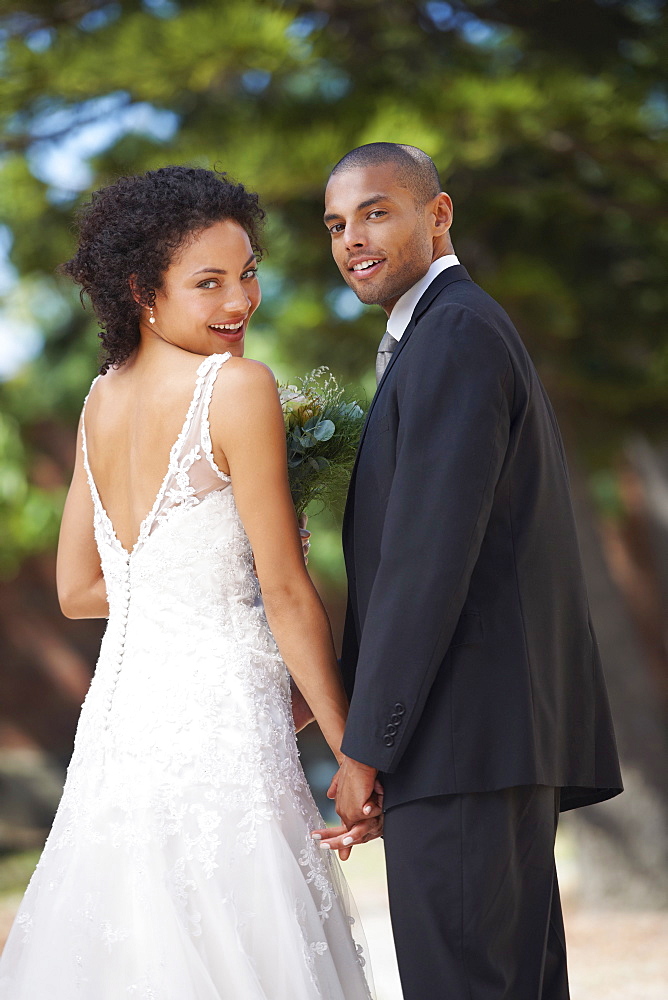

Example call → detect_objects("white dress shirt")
386 254 460 342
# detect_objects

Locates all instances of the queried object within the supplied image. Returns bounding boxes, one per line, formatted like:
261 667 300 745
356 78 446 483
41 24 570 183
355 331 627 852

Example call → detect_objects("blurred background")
0 1 667 996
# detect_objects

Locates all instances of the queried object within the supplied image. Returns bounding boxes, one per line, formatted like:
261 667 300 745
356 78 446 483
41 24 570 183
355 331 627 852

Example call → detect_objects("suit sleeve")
340 304 513 772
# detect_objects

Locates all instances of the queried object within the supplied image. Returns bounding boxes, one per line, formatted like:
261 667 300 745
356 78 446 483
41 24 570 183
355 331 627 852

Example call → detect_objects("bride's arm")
212 358 352 764
56 419 109 619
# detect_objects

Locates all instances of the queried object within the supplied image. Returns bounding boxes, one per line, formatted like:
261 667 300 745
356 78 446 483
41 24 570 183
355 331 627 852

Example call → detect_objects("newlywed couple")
0 143 622 1000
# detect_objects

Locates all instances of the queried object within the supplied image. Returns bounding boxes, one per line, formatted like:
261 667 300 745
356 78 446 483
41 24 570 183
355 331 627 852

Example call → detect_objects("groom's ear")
429 192 454 253
430 192 453 233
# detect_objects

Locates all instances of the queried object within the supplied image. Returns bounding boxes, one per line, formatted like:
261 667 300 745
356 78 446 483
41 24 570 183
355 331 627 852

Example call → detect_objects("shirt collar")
386 254 460 342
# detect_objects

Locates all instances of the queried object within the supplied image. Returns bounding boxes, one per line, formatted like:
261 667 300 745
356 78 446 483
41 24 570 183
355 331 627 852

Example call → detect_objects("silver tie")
376 330 397 385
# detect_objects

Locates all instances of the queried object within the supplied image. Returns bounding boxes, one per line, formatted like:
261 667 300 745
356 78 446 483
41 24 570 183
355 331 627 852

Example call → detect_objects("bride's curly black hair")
62 166 266 374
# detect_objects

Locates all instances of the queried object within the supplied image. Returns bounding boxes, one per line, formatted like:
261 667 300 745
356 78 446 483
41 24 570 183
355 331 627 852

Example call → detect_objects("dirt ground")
1 840 666 999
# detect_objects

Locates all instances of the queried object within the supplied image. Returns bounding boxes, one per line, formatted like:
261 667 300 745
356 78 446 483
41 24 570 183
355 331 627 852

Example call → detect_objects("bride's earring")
149 306 156 325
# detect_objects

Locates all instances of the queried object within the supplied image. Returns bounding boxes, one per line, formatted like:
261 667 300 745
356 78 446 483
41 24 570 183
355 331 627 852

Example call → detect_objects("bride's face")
145 220 261 358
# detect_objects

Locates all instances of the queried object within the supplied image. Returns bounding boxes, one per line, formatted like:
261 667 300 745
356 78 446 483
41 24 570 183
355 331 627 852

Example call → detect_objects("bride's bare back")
83 351 224 554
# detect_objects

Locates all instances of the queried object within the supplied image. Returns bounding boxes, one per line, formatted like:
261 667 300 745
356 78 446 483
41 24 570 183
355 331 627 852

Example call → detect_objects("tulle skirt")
0 687 374 1000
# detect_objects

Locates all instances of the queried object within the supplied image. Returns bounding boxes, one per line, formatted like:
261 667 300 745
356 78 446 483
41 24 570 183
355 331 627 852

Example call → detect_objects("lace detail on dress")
200 353 232 482
0 353 374 1000
80 352 232 559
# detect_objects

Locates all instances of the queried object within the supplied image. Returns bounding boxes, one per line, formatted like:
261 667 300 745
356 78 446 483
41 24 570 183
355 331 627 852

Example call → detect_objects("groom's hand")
330 755 381 830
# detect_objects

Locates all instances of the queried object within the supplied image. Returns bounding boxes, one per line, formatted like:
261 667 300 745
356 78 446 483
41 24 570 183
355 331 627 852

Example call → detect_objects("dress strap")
198 353 232 482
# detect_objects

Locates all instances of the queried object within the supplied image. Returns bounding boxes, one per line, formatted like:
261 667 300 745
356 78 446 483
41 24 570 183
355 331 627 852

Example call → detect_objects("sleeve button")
383 735 395 747
394 703 406 715
390 713 402 725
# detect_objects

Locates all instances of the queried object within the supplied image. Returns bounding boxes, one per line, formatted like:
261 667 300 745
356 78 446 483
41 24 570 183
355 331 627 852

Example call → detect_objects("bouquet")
278 367 366 519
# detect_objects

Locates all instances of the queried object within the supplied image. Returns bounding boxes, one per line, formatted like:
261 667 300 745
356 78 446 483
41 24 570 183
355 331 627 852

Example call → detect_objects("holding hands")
311 756 384 861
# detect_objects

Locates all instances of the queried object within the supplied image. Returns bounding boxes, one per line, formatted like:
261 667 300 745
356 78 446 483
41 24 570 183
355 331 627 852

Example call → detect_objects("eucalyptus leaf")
312 420 335 442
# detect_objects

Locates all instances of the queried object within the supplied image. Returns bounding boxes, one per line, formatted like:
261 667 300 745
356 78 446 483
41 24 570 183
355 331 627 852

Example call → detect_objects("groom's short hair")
330 143 442 205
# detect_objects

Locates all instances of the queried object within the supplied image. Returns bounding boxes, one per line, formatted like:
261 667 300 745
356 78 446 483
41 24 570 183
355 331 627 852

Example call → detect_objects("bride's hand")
309 811 384 861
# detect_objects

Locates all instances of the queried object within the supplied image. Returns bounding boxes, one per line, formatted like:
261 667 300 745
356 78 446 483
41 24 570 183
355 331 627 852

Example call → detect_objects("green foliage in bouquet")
278 368 366 519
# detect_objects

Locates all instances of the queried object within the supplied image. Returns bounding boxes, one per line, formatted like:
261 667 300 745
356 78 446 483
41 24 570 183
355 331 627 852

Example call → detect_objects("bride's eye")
198 279 218 289
242 268 258 280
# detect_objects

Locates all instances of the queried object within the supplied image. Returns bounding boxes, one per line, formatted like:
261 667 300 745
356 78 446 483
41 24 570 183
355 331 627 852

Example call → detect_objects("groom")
316 143 623 999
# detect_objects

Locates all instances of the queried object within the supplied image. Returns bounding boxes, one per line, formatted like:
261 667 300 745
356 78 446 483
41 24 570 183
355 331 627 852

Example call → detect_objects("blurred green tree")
0 0 667 571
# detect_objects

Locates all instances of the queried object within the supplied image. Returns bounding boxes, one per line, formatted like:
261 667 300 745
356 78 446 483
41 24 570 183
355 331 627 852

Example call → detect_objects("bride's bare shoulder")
216 356 277 399
208 358 280 443
221 355 274 380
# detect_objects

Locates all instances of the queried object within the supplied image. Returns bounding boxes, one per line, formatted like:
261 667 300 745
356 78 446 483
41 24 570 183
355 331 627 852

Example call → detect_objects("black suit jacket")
340 265 623 813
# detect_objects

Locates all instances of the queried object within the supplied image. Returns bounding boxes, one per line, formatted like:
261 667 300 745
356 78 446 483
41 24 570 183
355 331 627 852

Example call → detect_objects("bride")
0 166 380 999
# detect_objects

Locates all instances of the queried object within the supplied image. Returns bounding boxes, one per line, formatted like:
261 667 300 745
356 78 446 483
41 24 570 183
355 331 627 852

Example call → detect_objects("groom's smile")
347 256 386 281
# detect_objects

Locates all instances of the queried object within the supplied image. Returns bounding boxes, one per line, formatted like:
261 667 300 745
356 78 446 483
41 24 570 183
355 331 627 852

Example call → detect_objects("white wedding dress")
0 353 374 1000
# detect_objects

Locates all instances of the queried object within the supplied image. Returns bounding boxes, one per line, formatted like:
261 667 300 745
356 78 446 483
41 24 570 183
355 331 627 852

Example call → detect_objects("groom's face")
324 163 435 311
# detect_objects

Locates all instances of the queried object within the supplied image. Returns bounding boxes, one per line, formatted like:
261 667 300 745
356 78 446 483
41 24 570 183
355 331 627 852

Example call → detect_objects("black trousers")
382 785 570 1000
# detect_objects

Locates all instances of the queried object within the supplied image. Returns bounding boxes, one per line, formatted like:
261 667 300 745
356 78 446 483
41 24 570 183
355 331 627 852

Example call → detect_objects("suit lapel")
354 265 472 457
343 266 472 545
